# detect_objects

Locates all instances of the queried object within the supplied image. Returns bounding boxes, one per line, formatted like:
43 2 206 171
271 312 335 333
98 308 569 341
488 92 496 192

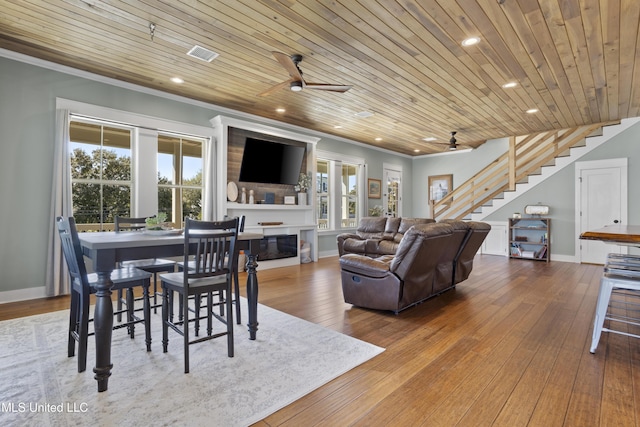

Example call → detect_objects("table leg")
92 271 114 392
245 253 259 340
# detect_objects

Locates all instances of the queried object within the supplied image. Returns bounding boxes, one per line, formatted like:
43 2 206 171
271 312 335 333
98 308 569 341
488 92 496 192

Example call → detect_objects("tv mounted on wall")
238 137 305 185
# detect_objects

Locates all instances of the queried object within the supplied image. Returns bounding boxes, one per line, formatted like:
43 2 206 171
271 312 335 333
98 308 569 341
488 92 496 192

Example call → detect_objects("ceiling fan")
428 131 469 151
258 52 352 97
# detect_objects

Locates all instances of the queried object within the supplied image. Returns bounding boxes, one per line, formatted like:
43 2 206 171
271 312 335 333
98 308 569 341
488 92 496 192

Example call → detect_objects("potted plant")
294 172 311 205
369 205 383 217
145 212 168 230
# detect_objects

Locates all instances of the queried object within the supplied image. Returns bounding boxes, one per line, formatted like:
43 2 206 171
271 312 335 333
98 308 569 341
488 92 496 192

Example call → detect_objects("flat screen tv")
238 137 305 185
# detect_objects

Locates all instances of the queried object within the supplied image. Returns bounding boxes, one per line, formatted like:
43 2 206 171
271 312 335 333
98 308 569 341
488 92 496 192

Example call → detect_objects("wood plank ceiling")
1 0 639 155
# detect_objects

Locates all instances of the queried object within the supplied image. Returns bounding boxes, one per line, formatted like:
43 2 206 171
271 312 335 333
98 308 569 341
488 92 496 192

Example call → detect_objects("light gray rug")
0 298 383 426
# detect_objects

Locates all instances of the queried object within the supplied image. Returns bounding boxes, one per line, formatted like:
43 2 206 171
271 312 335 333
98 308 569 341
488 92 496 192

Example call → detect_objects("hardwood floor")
2 255 638 426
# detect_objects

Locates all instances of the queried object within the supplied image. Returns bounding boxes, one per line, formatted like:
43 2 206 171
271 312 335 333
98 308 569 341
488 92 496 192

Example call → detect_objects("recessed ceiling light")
462 37 480 47
375 137 382 141
276 108 286 113
170 77 184 84
414 149 420 153
502 82 517 88
526 108 539 114
334 125 343 129
422 137 437 141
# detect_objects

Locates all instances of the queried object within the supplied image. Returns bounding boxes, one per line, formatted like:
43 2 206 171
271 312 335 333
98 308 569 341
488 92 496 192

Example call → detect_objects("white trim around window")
57 98 217 220
316 150 365 233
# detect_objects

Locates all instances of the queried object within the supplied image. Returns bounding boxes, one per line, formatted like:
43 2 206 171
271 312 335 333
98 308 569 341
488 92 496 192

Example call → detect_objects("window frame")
60 99 215 231
157 132 206 226
316 150 365 233
69 119 135 231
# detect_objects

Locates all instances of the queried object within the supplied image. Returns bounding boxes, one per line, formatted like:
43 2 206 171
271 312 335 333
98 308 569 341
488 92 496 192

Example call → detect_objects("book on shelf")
536 245 547 259
521 250 535 258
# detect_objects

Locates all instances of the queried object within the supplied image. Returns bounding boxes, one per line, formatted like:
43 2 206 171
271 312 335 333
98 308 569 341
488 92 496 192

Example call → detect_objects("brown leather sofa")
336 216 435 257
339 220 491 313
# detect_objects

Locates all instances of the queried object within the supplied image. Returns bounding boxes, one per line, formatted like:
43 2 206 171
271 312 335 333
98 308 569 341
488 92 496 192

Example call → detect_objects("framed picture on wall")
368 178 382 199
428 174 452 204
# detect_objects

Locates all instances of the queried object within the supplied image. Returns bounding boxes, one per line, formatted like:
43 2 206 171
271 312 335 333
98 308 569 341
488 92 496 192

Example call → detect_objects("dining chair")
56 216 153 373
177 215 245 325
229 214 245 324
114 216 177 316
160 217 239 373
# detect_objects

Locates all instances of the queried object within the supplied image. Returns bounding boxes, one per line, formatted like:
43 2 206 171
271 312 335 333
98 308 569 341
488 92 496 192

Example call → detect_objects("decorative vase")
298 192 307 205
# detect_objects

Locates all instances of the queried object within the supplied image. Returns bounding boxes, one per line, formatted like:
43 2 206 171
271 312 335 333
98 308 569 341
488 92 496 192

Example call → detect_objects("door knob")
614 220 619 224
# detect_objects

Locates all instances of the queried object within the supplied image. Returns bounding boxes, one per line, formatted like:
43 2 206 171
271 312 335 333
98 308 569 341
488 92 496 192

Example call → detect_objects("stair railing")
430 122 615 220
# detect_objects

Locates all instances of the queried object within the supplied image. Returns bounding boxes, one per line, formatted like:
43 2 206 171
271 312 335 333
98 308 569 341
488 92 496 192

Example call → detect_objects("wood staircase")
429 118 640 221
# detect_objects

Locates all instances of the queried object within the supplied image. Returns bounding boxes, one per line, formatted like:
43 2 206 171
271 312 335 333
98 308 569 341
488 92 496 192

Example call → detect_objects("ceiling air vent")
187 45 219 62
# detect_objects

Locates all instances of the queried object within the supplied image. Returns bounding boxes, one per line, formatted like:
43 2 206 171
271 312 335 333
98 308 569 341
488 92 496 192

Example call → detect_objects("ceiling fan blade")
272 52 303 81
257 79 293 97
305 83 352 92
425 141 471 151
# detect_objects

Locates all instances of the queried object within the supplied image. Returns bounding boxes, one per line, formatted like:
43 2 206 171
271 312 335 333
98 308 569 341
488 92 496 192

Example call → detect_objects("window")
341 164 358 228
317 160 329 229
69 121 133 231
158 134 204 226
316 151 364 231
69 117 207 232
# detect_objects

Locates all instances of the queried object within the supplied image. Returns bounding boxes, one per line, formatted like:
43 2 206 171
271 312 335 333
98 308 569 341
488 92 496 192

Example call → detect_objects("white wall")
0 54 411 298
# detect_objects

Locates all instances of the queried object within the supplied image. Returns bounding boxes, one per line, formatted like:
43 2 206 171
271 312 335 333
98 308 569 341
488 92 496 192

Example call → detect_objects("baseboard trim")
319 249 339 258
0 286 47 304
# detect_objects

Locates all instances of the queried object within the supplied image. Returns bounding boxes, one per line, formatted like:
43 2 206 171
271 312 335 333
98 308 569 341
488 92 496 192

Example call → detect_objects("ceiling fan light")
290 81 303 91
449 145 457 151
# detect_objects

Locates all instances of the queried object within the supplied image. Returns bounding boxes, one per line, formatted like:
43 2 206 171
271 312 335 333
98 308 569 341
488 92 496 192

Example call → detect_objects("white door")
383 167 402 217
576 159 627 264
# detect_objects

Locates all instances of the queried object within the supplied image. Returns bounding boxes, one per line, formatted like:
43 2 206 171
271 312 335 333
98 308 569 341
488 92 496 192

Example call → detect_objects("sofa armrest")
339 254 392 278
337 232 361 241
336 233 363 256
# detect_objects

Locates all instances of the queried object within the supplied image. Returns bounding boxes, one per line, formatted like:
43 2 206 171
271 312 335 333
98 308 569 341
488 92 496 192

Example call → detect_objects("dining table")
579 224 640 246
78 229 263 392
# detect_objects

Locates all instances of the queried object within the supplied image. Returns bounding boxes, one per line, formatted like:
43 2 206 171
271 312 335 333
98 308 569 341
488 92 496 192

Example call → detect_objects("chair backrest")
225 214 245 232
114 216 147 232
182 217 239 288
56 217 90 293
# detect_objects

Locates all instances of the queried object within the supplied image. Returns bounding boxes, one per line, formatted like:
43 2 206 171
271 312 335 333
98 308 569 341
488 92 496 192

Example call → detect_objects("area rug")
0 298 384 426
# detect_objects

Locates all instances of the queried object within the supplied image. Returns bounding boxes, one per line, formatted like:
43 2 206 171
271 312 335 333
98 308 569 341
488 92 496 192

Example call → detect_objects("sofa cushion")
394 218 436 242
376 240 400 255
382 217 401 240
357 216 387 239
343 238 368 255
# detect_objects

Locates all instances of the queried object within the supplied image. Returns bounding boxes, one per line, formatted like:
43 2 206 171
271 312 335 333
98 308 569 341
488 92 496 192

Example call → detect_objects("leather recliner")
339 222 457 313
339 220 491 314
451 221 492 284
337 216 435 257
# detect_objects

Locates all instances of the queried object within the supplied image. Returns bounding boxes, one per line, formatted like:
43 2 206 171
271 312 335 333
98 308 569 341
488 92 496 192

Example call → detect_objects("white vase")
298 192 307 205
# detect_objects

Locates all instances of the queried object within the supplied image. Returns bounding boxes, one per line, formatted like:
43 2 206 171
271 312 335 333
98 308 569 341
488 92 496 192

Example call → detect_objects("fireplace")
256 234 297 261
